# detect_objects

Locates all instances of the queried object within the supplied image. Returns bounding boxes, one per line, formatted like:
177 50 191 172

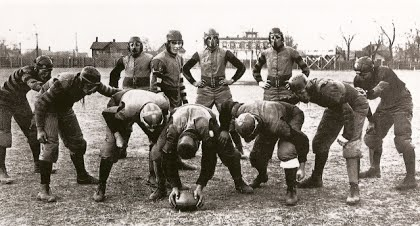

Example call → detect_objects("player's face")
270 34 283 48
81 81 99 95
168 40 183 54
205 36 218 50
38 68 52 82
129 42 142 54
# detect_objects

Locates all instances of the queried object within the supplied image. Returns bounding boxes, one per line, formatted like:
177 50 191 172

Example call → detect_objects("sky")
1 0 419 56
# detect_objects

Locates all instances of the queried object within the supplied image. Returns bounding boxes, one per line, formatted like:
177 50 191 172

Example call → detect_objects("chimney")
113 39 115 42
96 37 98 42
48 46 51 51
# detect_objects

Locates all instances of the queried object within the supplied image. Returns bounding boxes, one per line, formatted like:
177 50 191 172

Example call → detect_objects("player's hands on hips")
258 81 271 89
193 80 206 88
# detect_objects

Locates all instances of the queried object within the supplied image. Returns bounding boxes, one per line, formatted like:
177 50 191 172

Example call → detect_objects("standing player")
182 28 246 157
109 36 153 90
0 55 53 184
253 27 309 104
151 30 195 171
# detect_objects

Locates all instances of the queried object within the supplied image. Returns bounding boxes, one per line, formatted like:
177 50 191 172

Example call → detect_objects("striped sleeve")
34 80 63 129
179 77 188 104
97 83 121 97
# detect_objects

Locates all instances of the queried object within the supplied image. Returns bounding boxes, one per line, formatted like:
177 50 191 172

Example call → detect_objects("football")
174 190 199 211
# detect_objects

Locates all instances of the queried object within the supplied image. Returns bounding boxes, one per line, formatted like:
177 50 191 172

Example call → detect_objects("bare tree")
380 22 396 62
370 35 383 60
340 25 356 61
284 34 298 49
341 33 355 61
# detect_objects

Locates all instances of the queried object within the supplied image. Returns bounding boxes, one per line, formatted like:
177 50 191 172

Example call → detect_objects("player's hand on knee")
114 132 126 148
37 129 48 143
366 122 375 133
218 131 230 146
337 135 349 147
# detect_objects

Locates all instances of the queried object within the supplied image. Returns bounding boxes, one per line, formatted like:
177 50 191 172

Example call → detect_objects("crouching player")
94 89 170 202
289 74 369 205
151 104 253 208
219 100 309 206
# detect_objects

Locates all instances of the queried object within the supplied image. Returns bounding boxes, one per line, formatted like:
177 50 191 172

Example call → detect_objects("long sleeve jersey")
109 52 153 88
353 66 408 110
306 78 368 140
35 72 120 130
182 48 245 85
0 66 45 102
253 46 309 83
161 104 219 188
219 100 308 163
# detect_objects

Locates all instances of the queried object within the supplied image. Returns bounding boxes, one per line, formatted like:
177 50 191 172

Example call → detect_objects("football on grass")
174 190 199 211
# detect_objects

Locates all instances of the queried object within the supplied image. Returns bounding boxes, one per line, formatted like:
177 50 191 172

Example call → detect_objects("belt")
267 76 289 88
202 77 224 88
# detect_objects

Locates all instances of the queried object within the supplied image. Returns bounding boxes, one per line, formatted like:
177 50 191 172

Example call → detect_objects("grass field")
0 68 419 225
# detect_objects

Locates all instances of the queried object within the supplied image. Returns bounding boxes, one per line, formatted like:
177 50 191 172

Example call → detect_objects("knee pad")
343 140 363 159
0 131 12 148
364 134 382 149
277 141 297 162
394 136 415 154
39 143 59 163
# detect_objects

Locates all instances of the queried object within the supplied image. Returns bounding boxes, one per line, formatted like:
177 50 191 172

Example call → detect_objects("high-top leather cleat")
395 176 418 191
346 183 360 205
149 186 167 201
37 184 56 203
93 183 106 202
77 174 99 185
285 187 298 206
234 178 254 194
359 167 381 178
297 174 323 188
249 174 268 189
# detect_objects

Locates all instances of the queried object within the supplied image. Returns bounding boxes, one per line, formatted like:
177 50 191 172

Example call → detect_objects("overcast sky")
1 0 419 56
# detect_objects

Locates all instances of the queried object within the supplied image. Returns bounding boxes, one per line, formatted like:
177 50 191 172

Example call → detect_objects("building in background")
90 37 128 59
219 31 270 68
